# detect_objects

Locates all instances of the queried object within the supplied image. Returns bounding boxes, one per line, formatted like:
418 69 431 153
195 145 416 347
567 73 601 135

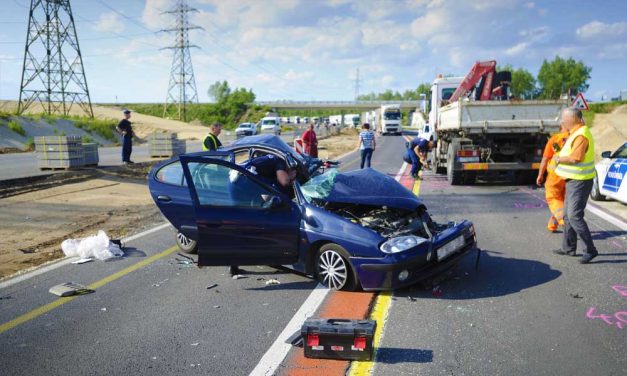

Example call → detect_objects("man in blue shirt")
406 137 435 179
358 123 376 169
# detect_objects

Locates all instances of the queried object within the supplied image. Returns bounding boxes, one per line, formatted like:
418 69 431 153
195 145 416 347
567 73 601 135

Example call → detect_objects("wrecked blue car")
148 135 478 291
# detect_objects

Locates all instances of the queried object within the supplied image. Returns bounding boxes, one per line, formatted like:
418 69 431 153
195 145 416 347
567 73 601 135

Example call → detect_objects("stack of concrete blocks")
82 143 99 166
148 132 186 158
35 135 84 169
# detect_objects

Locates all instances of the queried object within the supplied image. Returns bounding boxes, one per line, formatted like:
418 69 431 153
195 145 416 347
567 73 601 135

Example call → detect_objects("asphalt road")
0 131 299 181
1 133 625 375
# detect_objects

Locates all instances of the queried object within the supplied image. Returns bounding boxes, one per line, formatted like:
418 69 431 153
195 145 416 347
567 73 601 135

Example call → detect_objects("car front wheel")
315 244 359 291
176 231 198 254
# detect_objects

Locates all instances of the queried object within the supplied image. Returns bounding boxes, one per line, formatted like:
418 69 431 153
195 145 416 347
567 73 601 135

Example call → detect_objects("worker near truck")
406 137 435 179
552 108 599 264
202 122 223 151
536 125 569 232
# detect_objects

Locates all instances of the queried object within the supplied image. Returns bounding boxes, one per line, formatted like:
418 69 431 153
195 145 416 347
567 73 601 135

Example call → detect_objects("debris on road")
61 230 124 261
213 305 220 308
0 295 12 300
100 307 107 311
265 279 281 285
152 279 169 287
206 283 218 290
177 253 196 263
407 296 416 302
71 257 94 265
49 282 94 297
232 274 247 280
190 343 199 346
569 293 583 299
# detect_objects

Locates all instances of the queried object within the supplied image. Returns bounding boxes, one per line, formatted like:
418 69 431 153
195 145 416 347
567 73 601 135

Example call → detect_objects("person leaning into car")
202 122 222 151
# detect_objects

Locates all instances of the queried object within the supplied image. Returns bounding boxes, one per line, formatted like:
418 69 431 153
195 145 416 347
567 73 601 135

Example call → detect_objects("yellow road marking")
412 179 421 196
348 172 421 375
348 291 393 376
0 245 179 335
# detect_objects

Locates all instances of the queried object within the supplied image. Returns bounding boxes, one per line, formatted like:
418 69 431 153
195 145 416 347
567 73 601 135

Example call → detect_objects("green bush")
24 138 35 151
7 120 27 136
63 115 118 143
82 135 94 144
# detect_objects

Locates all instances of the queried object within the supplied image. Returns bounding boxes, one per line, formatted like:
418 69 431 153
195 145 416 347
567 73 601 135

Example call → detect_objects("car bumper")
353 240 478 291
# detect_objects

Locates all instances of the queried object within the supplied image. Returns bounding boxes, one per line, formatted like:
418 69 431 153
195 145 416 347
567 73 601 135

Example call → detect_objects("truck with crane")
430 60 568 185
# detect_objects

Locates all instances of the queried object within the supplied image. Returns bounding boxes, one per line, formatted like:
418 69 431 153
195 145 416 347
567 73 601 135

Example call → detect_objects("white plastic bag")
61 230 124 261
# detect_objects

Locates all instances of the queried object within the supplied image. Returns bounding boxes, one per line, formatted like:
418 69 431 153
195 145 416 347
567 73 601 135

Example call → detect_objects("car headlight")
380 236 428 254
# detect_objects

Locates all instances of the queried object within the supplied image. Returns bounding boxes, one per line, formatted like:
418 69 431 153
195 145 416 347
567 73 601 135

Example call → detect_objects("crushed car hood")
302 168 424 210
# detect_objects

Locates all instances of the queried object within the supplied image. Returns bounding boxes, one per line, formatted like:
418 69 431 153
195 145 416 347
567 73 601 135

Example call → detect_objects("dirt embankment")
591 105 627 159
0 163 163 279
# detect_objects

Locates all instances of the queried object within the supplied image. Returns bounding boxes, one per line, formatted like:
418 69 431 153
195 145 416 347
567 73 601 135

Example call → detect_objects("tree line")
358 56 591 101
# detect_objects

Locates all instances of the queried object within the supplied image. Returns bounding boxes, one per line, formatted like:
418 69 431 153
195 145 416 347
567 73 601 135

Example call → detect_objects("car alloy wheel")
318 249 348 290
176 231 198 254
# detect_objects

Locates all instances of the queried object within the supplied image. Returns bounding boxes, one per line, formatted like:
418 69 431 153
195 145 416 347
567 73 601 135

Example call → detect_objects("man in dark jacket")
116 110 134 163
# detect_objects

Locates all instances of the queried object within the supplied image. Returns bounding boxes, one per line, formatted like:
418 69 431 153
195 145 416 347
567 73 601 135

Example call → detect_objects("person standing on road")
202 122 222 151
301 123 318 158
536 125 569 232
406 137 434 179
552 108 598 264
358 123 376 169
116 109 134 164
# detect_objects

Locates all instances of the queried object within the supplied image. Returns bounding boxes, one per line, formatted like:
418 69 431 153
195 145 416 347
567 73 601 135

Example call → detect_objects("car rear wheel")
590 175 607 201
176 231 198 254
315 244 359 291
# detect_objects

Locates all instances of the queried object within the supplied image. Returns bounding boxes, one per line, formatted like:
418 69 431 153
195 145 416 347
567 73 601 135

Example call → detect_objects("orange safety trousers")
545 172 565 231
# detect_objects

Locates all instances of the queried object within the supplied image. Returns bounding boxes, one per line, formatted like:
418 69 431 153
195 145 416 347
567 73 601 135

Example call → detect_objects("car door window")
188 162 274 208
155 161 186 186
611 144 627 158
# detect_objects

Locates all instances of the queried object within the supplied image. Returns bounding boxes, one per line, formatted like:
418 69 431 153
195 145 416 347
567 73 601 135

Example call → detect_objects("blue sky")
0 0 626 103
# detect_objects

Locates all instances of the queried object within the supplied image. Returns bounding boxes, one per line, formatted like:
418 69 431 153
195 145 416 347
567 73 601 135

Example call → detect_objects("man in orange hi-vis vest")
536 126 569 232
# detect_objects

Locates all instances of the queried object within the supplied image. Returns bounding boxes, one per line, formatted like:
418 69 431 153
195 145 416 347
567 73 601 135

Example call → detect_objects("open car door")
180 154 301 266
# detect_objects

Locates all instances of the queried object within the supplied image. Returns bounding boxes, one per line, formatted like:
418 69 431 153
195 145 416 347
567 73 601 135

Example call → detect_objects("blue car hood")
302 168 424 210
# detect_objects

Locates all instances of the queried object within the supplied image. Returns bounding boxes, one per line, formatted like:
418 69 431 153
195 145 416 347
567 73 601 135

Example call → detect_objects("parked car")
235 122 257 137
260 116 281 135
148 135 478 291
591 141 627 204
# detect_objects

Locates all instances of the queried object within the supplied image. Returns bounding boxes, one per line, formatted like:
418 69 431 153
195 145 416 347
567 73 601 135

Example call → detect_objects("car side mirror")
601 151 611 159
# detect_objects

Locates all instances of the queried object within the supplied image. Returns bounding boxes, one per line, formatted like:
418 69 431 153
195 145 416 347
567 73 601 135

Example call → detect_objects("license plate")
437 235 465 261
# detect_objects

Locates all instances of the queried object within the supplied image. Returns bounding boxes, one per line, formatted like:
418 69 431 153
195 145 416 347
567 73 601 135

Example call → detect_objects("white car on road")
235 122 257 137
260 116 281 135
591 141 627 203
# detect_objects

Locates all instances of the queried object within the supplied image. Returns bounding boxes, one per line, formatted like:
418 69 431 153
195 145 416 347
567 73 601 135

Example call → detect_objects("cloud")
142 0 174 29
93 12 124 33
576 21 627 40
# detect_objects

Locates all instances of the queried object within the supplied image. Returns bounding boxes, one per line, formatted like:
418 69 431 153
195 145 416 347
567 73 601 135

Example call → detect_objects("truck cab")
429 76 464 130
379 105 402 135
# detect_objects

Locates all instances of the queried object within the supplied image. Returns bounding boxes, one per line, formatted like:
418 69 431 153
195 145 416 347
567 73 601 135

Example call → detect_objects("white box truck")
375 104 402 135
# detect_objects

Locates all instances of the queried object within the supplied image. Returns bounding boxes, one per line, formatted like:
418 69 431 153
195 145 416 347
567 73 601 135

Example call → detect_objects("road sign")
571 93 589 111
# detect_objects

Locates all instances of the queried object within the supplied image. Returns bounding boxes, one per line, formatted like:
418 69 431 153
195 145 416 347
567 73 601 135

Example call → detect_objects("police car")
591 142 627 203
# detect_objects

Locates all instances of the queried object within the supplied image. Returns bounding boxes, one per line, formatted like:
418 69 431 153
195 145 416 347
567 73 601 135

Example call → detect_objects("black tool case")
301 318 376 361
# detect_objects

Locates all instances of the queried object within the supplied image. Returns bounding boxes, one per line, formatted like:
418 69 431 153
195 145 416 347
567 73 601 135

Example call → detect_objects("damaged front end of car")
296 168 478 290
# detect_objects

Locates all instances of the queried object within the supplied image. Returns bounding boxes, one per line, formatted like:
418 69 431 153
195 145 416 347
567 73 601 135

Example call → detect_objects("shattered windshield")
300 169 339 202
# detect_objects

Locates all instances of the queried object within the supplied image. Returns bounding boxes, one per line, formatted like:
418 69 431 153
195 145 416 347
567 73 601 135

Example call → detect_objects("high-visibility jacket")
555 125 596 180
202 133 220 151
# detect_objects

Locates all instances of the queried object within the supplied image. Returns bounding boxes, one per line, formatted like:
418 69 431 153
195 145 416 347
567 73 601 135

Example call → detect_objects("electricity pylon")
162 0 202 121
18 0 93 117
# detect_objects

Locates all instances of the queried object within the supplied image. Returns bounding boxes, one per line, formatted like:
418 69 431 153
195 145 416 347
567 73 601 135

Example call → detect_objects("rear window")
155 161 186 186
239 123 251 128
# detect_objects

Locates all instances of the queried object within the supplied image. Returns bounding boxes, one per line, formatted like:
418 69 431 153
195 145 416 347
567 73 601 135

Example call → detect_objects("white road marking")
248 284 329 376
0 222 171 290
586 202 627 231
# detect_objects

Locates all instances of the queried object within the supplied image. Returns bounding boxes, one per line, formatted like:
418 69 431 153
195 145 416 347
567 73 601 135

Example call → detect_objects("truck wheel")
446 144 463 185
590 175 606 201
176 231 198 254
315 244 359 291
